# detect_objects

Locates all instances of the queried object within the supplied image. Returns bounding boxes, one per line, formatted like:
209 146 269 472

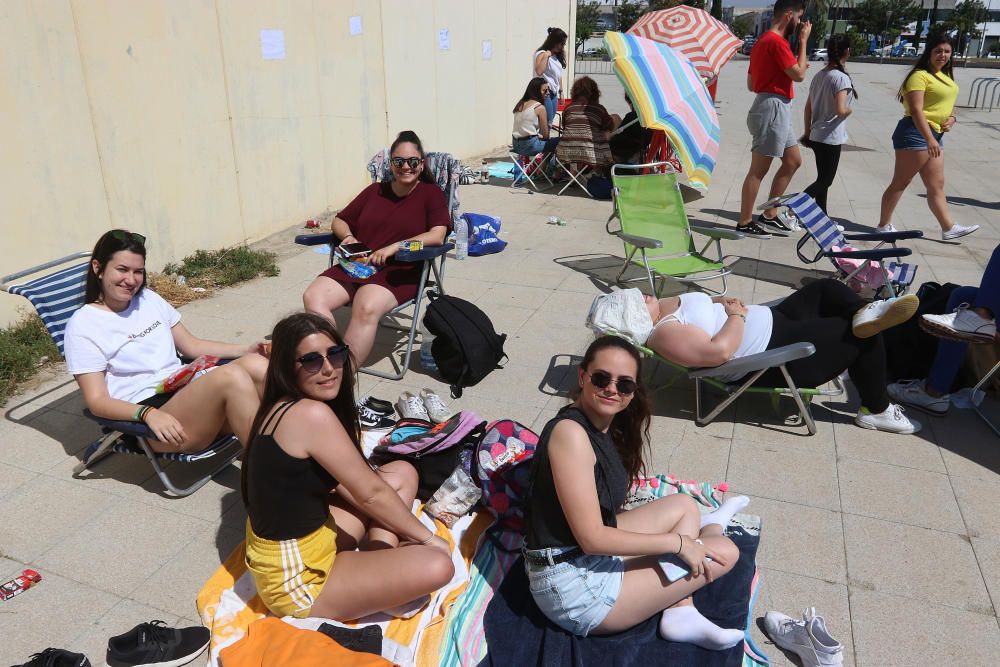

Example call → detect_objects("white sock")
700 495 750 530
659 605 745 650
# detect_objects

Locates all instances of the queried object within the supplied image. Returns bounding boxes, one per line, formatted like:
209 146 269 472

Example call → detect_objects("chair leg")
138 435 241 497
972 360 1000 437
72 431 121 475
778 365 817 435
695 369 768 426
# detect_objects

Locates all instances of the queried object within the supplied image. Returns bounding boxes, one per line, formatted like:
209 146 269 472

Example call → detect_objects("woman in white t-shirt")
641 279 921 434
64 230 268 452
533 27 567 123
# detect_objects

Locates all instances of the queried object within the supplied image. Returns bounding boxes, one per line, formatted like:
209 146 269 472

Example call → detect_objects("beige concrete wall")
0 0 573 329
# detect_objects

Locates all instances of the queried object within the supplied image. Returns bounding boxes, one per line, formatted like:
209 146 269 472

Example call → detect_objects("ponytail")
826 34 858 100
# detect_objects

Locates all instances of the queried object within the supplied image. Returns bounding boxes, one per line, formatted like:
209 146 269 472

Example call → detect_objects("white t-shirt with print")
64 289 183 403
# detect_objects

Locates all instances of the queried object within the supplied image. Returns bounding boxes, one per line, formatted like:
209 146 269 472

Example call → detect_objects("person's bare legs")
879 149 928 228
341 284 398 367
231 352 268 397
739 152 775 226
917 152 955 232
761 144 803 218
593 494 739 635
330 460 419 551
303 275 353 325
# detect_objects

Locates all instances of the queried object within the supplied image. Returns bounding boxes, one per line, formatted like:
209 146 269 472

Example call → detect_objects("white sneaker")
855 403 921 434
851 295 919 338
396 391 430 421
921 304 997 343
942 223 979 241
887 379 950 416
763 608 844 666
420 388 452 424
874 223 897 233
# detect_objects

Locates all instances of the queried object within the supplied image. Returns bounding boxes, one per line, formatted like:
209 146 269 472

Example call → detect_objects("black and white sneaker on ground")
106 621 210 667
736 220 773 239
357 395 397 429
13 649 90 667
756 211 795 235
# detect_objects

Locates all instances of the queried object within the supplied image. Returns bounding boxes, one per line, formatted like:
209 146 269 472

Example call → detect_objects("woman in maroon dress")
302 131 450 366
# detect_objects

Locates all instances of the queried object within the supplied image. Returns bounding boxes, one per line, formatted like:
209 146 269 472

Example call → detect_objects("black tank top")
245 401 339 540
524 406 629 550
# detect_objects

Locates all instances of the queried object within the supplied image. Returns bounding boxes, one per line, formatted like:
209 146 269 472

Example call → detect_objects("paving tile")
733 393 836 454
838 458 964 533
844 514 992 615
726 439 840 511
932 411 1000 481
66 599 182 665
0 476 117 562
0 462 37 500
952 475 1000 540
36 502 209 597
850 588 1000 666
45 443 157 493
750 496 846 584
834 417 946 473
649 428 730 486
120 462 242 522
972 537 1000 618
0 410 101 473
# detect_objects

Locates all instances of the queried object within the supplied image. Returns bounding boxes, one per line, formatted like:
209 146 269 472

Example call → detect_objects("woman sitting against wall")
302 130 450 368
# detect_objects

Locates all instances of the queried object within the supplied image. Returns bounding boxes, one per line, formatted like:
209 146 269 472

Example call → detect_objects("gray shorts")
747 93 796 158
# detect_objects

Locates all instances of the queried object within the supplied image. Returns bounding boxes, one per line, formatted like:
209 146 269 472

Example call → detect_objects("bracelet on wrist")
729 313 746 322
132 405 145 422
677 534 684 555
139 406 154 423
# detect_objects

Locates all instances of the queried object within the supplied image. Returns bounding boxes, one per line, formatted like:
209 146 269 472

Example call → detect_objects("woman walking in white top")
800 35 856 215
533 27 567 123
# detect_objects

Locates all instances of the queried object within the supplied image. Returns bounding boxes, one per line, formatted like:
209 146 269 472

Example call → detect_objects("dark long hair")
240 313 360 506
570 76 602 105
826 34 858 100
537 27 567 67
389 129 434 184
85 229 148 303
513 77 548 113
580 335 651 484
898 32 954 102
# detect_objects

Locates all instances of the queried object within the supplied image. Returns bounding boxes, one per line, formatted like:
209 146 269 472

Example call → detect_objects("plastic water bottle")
480 159 489 184
420 320 438 373
454 216 468 260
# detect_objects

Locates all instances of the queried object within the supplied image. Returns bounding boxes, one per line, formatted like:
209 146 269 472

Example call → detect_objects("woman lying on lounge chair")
523 335 749 647
65 230 268 452
241 312 453 620
643 278 921 434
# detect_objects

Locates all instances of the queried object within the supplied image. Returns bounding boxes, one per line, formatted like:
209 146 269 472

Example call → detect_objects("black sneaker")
13 649 90 667
756 212 794 235
106 621 210 667
736 220 772 239
358 395 394 416
358 403 397 429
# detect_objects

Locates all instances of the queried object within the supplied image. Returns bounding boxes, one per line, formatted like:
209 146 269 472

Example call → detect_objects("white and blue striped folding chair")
2 254 241 497
769 193 922 298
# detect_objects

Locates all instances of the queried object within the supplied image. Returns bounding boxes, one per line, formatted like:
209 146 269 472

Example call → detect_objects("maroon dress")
319 181 450 304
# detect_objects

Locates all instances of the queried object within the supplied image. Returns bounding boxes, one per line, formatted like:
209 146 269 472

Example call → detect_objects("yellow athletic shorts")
245 517 337 619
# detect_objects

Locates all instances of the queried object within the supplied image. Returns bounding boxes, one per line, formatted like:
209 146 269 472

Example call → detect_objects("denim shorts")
892 116 944 150
523 546 625 636
512 135 559 156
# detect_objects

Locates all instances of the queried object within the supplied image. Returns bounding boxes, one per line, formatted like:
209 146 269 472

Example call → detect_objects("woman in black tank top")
241 313 453 620
523 336 746 648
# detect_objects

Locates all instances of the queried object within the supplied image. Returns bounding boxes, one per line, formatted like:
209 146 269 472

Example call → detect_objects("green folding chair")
606 162 743 296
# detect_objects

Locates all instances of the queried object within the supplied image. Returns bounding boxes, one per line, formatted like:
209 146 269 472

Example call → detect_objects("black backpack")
423 293 507 398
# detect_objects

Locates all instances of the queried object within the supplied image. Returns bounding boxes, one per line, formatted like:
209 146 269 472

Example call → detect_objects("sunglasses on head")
110 230 146 247
588 370 637 395
390 156 423 169
296 344 350 374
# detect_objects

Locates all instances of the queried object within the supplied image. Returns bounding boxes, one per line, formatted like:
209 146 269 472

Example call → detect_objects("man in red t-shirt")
737 0 811 238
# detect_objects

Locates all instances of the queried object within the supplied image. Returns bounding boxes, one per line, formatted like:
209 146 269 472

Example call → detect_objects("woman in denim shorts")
522 336 748 648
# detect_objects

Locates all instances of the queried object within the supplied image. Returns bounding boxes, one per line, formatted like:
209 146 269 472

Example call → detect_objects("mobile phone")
659 557 690 582
338 242 371 258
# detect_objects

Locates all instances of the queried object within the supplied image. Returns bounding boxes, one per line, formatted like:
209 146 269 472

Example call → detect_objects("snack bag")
335 251 378 280
156 355 220 394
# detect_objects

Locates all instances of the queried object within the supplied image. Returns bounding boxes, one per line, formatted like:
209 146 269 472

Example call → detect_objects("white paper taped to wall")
438 28 450 50
260 29 285 60
482 40 492 59
349 16 362 36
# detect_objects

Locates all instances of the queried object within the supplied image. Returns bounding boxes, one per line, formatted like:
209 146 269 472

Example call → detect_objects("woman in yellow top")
877 34 978 241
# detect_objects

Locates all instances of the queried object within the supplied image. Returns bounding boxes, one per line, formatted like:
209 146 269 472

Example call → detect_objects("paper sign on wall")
438 28 450 50
349 16 363 35
482 40 492 60
260 29 285 60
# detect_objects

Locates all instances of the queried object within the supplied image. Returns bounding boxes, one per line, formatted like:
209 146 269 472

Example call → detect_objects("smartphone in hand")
337 242 371 259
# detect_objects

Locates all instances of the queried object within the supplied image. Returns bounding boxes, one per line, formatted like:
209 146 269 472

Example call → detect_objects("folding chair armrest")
615 232 662 249
687 342 816 379
826 247 911 261
84 409 155 438
396 243 455 262
1 251 92 291
844 230 923 242
294 233 335 247
690 225 746 241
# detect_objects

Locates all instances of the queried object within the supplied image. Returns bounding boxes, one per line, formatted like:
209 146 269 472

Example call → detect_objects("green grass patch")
0 314 61 407
163 245 279 288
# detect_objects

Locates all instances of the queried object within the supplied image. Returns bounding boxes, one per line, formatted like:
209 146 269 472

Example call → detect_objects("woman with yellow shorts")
242 312 454 620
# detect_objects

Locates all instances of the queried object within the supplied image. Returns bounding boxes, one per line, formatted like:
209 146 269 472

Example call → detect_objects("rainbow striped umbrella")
629 7 741 79
604 31 719 190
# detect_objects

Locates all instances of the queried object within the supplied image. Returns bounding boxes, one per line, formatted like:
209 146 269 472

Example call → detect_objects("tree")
809 0 830 50
576 0 601 50
711 0 724 20
851 0 921 38
615 0 645 30
732 14 753 38
941 0 990 53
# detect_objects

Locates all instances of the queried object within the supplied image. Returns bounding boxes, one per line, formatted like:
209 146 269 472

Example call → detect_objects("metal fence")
964 77 1000 111
575 58 614 75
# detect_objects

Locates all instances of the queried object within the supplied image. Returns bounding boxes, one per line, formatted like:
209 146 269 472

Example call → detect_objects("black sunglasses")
390 156 423 169
588 370 637 396
110 230 146 247
296 345 350 374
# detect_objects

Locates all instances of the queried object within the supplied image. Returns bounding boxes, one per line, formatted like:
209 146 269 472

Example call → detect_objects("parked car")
579 48 600 57
741 38 756 55
811 48 828 61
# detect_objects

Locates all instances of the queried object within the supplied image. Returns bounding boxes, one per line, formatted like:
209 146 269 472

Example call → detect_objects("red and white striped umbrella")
628 7 741 79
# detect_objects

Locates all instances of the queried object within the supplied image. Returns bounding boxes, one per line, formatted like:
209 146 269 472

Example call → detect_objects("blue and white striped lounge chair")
2 254 241 497
768 192 922 298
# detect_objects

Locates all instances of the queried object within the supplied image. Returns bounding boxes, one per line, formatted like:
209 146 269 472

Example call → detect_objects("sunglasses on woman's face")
588 370 637 396
390 156 423 169
111 230 146 247
296 345 350 374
